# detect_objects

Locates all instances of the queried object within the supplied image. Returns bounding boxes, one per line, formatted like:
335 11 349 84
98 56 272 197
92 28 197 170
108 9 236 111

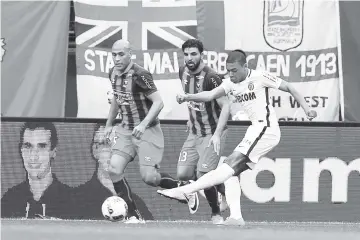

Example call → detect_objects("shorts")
111 124 164 168
177 129 228 173
234 124 281 169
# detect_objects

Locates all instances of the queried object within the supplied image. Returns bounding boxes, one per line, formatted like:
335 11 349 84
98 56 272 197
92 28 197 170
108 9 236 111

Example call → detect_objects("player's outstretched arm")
208 98 230 155
278 81 317 120
105 96 120 136
142 91 164 127
185 86 226 103
214 97 230 136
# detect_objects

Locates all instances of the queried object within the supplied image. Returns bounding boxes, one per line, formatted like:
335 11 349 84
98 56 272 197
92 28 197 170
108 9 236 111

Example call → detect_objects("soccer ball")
101 196 128 221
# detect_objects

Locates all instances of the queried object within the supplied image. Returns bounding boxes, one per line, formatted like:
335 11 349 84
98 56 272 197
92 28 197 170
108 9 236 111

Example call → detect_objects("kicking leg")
157 151 251 200
222 175 245 226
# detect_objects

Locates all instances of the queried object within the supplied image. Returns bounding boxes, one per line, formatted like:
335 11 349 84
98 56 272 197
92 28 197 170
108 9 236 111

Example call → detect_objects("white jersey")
221 69 282 126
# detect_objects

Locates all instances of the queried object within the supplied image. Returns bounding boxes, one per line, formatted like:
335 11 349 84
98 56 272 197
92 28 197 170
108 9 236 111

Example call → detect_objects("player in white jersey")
158 50 317 225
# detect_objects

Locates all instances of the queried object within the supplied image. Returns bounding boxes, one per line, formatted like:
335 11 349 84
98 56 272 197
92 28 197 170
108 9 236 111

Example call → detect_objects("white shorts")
234 124 281 169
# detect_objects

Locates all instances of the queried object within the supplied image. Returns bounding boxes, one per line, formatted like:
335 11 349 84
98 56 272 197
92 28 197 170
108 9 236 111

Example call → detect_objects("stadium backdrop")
1 118 360 222
2 0 360 121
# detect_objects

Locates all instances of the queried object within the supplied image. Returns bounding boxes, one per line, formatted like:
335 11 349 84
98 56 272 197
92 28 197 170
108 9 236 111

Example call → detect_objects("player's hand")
306 109 317 121
186 121 190 132
104 126 113 139
176 94 187 104
208 134 221 155
132 123 146 139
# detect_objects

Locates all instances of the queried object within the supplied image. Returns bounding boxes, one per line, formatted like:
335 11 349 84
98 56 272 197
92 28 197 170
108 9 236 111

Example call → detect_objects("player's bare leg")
108 154 144 224
157 151 250 200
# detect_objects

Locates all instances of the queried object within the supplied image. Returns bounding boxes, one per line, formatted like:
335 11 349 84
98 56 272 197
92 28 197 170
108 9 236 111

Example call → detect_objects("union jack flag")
74 0 197 50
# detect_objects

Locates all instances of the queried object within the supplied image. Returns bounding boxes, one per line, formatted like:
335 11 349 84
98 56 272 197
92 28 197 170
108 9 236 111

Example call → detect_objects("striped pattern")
110 64 159 130
180 66 221 137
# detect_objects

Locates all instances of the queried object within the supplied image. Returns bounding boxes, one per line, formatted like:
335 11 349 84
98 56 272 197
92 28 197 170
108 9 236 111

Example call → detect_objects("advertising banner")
1 119 359 222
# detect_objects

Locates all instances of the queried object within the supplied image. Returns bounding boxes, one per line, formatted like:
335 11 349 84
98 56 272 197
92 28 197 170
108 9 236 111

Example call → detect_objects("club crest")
263 0 304 51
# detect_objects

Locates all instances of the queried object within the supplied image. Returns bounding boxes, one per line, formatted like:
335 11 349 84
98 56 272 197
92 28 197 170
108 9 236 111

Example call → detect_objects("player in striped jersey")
174 39 232 224
158 49 317 225
105 40 195 224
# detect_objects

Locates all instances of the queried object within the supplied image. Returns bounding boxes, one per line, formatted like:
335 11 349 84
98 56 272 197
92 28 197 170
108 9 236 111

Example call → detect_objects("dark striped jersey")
179 65 224 137
109 62 159 130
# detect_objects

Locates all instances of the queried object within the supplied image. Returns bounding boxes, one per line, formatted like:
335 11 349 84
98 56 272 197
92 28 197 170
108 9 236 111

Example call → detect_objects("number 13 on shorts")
178 151 188 162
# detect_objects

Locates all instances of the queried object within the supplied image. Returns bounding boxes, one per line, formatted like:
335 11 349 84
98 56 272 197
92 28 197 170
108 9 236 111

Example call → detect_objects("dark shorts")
111 124 164 167
177 129 228 172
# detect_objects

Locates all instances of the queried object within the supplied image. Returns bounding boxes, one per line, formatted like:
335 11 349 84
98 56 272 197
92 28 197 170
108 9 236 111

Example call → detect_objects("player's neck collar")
246 68 251 78
120 61 134 76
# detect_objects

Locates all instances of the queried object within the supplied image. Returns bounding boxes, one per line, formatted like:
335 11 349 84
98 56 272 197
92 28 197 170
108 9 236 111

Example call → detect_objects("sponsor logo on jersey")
233 92 256 103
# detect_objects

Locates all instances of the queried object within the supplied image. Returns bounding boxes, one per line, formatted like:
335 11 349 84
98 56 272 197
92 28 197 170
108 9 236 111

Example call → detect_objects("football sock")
113 178 142 219
224 176 243 219
204 186 220 214
159 173 182 189
216 183 226 195
177 164 235 194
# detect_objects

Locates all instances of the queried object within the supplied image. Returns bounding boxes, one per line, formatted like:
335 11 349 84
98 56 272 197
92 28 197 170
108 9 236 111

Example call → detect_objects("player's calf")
113 177 143 221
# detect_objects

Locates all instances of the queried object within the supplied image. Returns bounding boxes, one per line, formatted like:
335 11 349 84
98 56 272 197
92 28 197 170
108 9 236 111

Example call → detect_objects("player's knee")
140 166 160 187
177 166 196 181
108 163 124 176
224 152 250 176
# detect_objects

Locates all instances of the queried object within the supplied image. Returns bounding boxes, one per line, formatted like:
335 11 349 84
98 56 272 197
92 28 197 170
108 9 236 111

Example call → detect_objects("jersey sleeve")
134 71 158 96
220 78 233 95
204 72 223 91
261 71 282 89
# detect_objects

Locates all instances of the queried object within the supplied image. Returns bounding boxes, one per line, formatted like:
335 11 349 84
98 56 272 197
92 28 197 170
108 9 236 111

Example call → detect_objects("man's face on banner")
21 128 55 179
92 126 111 175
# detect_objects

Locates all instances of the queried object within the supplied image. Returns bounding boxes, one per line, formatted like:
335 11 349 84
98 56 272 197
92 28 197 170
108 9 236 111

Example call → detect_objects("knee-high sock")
224 176 242 219
177 164 235 194
113 178 142 219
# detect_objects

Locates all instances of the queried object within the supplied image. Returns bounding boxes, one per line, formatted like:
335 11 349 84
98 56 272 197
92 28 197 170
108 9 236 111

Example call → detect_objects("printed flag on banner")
197 0 343 121
74 0 197 119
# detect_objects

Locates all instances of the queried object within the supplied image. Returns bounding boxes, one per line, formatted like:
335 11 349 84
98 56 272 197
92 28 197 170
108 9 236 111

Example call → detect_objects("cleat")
184 192 199 214
222 217 245 226
157 189 187 202
157 188 199 214
124 216 145 224
211 213 224 225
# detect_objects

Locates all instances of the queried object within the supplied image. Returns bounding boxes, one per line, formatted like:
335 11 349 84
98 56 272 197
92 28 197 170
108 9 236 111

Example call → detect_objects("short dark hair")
182 39 204 53
226 49 247 65
19 122 58 150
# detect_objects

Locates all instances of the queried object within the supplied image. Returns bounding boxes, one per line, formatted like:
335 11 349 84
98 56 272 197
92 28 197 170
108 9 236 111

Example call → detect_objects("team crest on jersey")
196 75 204 80
123 80 128 87
263 0 304 51
196 82 201 92
248 82 254 91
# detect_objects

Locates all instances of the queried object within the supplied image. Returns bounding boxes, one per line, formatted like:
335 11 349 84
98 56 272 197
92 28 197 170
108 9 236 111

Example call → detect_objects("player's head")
91 124 111 176
226 50 248 83
182 39 204 71
19 122 58 180
112 39 132 72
